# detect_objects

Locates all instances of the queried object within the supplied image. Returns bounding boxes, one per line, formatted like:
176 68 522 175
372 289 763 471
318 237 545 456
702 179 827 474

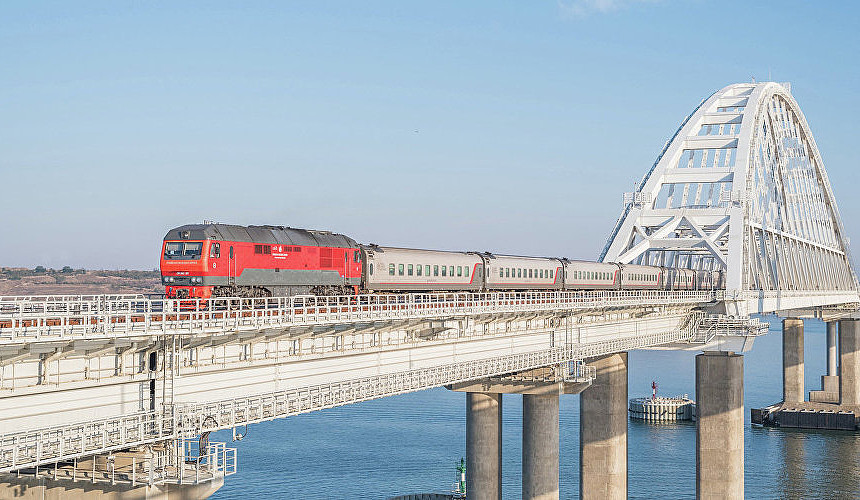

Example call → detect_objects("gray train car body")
361 246 483 292
618 264 662 291
563 261 622 290
483 255 563 291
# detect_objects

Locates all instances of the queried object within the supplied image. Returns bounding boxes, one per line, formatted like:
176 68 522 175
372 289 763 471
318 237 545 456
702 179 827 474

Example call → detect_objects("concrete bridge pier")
450 367 590 500
696 351 744 500
783 318 804 403
465 392 503 500
522 393 559 500
580 352 627 500
839 319 860 406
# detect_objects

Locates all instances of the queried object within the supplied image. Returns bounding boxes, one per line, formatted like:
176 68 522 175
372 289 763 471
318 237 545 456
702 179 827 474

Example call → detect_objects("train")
160 223 725 299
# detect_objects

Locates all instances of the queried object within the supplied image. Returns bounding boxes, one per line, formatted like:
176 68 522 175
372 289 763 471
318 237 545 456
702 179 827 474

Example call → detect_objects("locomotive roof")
163 224 358 248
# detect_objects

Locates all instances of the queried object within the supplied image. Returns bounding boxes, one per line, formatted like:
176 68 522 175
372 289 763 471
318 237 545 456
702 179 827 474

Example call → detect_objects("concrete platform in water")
628 396 696 422
751 401 859 431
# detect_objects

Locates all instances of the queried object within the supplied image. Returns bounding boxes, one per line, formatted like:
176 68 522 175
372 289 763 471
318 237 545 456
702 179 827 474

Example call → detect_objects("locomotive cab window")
164 241 202 260
209 243 220 258
354 251 361 263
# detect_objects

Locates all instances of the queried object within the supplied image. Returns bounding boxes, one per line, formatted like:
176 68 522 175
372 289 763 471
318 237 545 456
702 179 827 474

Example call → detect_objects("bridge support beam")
522 393 559 500
783 318 804 403
580 352 627 500
466 392 502 500
839 320 860 406
450 367 589 500
696 351 744 500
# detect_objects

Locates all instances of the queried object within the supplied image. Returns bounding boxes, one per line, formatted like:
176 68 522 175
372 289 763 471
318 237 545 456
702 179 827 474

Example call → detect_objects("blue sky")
1 1 858 270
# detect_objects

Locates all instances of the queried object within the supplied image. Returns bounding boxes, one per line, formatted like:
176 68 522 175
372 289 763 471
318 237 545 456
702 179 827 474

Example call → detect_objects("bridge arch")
601 82 857 294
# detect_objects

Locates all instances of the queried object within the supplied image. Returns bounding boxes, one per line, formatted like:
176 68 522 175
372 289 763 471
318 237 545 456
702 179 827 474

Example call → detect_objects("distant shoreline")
0 268 161 296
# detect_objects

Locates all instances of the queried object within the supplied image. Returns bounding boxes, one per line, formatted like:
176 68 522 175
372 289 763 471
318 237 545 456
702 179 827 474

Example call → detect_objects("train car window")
370 263 374 275
449 266 454 277
389 264 395 276
528 269 532 278
416 265 422 276
499 268 504 278
398 264 405 276
505 268 510 278
407 264 413 276
425 265 430 276
465 266 469 277
442 266 447 277
549 270 553 279
539 270 543 278
457 266 462 277
434 265 439 276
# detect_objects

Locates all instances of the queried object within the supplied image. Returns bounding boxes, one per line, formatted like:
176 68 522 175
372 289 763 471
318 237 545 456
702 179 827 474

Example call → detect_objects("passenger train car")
160 223 724 298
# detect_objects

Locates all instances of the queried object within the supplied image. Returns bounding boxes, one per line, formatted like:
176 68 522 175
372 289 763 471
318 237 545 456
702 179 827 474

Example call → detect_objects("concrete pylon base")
580 352 627 500
466 392 502 500
696 351 744 500
522 393 559 500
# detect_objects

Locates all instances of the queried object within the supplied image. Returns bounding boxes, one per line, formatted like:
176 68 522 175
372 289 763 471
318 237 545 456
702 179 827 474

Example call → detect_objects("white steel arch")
602 82 858 299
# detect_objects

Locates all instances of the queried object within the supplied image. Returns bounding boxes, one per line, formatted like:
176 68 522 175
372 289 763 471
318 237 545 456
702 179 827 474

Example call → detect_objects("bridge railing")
0 290 720 343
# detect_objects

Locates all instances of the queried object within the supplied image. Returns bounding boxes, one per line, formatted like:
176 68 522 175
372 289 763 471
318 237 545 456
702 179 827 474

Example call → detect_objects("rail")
0 290 720 344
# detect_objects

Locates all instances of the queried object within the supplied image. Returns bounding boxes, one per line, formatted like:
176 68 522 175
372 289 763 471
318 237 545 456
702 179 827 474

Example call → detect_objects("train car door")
228 245 236 285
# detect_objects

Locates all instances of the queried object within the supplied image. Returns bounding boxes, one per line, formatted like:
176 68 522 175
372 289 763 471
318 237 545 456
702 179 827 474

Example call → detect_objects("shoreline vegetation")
0 267 162 296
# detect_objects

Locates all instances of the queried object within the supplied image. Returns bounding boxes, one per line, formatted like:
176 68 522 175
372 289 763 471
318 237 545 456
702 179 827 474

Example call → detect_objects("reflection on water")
777 430 806 500
211 318 860 499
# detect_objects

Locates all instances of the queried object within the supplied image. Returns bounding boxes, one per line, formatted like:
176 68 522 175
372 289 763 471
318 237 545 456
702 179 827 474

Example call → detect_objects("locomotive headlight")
191 277 202 284
163 276 175 283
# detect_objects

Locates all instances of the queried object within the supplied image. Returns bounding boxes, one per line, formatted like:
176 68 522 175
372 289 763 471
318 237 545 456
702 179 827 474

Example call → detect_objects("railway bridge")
1 82 858 500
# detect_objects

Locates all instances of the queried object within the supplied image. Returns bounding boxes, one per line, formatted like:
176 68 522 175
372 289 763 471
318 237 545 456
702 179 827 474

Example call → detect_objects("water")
210 318 860 499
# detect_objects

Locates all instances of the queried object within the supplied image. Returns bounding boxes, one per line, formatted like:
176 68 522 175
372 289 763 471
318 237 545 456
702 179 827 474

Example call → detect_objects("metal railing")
0 290 720 343
0 412 174 472
173 327 695 437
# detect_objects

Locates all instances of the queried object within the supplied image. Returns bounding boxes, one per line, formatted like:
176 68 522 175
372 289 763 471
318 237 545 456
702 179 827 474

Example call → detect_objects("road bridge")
1 81 859 500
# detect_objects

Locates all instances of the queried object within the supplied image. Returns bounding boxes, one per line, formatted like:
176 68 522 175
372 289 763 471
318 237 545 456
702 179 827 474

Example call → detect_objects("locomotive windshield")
164 241 203 260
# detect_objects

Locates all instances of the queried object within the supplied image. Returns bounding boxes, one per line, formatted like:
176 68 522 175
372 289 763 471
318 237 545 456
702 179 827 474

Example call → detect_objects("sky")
1 1 858 270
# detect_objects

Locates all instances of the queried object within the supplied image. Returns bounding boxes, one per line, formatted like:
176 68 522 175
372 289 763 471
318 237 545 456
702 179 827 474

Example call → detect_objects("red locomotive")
160 224 362 299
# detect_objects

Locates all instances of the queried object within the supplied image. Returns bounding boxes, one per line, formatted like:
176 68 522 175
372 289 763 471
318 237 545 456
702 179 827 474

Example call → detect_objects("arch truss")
601 82 857 305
